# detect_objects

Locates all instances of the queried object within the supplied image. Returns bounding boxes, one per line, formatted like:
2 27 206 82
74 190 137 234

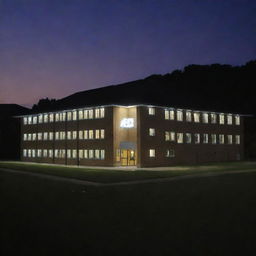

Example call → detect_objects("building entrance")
120 149 136 166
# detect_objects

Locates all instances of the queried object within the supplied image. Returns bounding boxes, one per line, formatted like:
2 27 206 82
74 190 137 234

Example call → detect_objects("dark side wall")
0 104 30 160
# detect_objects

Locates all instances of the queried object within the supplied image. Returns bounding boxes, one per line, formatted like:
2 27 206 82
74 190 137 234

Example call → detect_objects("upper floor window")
202 113 208 124
95 108 100 118
43 114 48 123
28 116 32 124
23 117 27 125
211 134 217 144
32 116 37 124
38 114 43 123
219 114 225 125
194 112 200 123
149 149 155 157
186 133 192 143
227 114 233 125
211 113 217 124
89 109 94 119
100 108 105 118
194 133 200 144
177 110 183 121
49 113 54 123
149 128 155 136
186 111 192 122
203 134 208 143
72 111 77 121
177 133 183 143
219 134 225 144
55 113 60 122
227 135 233 144
78 110 83 120
67 112 72 121
235 115 240 125
235 135 240 144
148 107 155 115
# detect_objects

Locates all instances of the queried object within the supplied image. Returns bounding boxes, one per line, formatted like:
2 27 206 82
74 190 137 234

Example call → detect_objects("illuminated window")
235 115 240 125
72 131 77 140
219 134 225 144
177 133 183 143
67 150 71 158
211 134 217 144
43 149 48 158
38 114 43 123
148 107 155 115
203 134 208 143
84 109 89 119
202 113 208 123
211 113 217 124
95 149 100 159
149 128 155 136
67 112 72 121
227 115 233 125
23 149 27 157
95 129 100 139
89 149 94 159
32 133 37 141
84 149 88 159
37 149 42 157
72 150 77 159
60 149 65 158
194 133 200 144
186 133 192 143
49 132 54 140
149 149 155 157
32 149 36 158
67 131 72 140
55 131 59 140
48 150 53 158
54 149 59 158
79 149 83 159
28 149 31 157
79 130 83 139
235 135 240 144
49 113 54 123
55 113 59 122
170 132 176 142
78 110 83 120
165 131 170 141
89 109 93 119
61 112 66 121
164 109 169 120
28 116 32 124
23 117 27 125
227 135 233 144
33 116 37 124
165 131 175 141
100 129 105 139
166 149 175 158
194 112 200 123
170 110 175 120
186 111 192 122
89 130 94 139
43 132 48 141
177 110 183 121
84 130 88 139
23 134 27 141
43 114 48 123
72 111 77 121
95 108 100 118
100 108 105 118
101 149 105 160
219 114 225 125
27 133 32 141
60 131 65 140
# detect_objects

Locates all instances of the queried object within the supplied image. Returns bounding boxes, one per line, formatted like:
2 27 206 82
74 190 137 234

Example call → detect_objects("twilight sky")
0 0 256 107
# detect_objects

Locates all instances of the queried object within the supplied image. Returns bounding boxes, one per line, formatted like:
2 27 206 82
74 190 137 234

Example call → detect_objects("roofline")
14 104 251 118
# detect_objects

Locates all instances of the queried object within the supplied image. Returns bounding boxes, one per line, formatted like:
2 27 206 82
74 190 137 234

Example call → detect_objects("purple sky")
1 0 256 107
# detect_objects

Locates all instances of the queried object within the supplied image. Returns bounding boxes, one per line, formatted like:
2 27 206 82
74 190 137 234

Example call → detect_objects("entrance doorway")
120 149 136 166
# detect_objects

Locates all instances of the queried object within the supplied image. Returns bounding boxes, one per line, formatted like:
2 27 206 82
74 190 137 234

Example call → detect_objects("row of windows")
23 108 105 125
164 132 240 145
148 107 240 125
23 149 105 160
149 149 175 158
23 129 105 141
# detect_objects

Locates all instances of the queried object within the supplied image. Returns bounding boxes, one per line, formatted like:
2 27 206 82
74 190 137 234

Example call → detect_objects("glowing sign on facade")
120 118 134 128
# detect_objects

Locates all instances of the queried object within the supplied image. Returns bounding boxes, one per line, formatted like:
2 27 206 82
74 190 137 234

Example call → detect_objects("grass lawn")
1 161 256 183
1 169 256 256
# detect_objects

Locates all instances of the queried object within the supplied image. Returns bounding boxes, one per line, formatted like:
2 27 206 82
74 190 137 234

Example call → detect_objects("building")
0 104 30 160
19 104 243 167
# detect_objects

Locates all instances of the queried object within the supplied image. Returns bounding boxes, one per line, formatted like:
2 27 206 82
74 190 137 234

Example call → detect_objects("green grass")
1 170 256 256
1 161 256 183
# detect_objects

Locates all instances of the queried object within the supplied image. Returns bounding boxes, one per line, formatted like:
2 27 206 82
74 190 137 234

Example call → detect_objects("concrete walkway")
1 167 256 187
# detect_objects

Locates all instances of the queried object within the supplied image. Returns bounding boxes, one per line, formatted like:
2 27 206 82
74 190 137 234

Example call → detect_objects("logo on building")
120 118 134 128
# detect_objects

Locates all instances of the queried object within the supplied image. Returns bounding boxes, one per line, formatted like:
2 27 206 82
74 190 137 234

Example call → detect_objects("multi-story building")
20 105 243 167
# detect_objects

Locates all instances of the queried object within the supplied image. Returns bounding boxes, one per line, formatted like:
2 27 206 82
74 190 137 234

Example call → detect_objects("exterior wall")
137 106 244 167
21 106 114 166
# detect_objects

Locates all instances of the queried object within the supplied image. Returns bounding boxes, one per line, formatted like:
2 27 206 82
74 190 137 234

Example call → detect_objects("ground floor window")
166 149 175 158
149 149 155 157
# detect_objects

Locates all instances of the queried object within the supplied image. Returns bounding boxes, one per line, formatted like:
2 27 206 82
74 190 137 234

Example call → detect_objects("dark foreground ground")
1 168 256 256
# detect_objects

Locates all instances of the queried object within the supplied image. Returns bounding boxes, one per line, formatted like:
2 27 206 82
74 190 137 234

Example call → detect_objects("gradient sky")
1 0 256 107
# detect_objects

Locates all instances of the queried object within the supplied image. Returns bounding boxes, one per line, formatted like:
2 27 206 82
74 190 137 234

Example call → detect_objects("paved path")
1 167 256 187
